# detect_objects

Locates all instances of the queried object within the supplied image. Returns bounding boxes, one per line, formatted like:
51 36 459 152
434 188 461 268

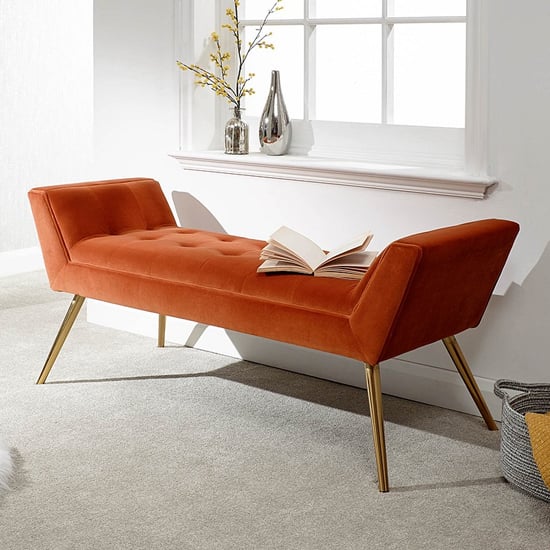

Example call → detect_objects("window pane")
241 0 303 20
242 25 304 119
392 23 465 128
391 0 466 17
309 0 381 18
314 25 381 123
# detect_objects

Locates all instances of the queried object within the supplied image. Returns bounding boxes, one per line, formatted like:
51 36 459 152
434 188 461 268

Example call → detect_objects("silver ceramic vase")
259 70 292 155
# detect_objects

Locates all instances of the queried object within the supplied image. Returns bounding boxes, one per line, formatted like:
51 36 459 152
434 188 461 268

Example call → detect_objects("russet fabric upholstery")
28 177 519 367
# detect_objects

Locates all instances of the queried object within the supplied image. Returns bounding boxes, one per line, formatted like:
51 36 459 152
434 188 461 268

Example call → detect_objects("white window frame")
173 0 495 198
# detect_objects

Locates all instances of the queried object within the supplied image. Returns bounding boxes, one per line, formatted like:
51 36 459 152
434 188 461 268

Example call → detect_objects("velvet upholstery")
28 178 519 367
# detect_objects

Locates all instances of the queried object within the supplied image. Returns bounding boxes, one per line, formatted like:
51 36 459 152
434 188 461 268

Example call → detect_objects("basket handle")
494 379 550 401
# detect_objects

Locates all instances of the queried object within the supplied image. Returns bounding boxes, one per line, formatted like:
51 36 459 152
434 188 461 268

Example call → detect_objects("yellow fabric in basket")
525 411 550 490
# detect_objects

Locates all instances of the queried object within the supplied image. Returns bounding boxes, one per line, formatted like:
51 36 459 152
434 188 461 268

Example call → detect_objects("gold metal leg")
36 295 86 385
158 314 166 348
442 335 498 431
364 363 389 492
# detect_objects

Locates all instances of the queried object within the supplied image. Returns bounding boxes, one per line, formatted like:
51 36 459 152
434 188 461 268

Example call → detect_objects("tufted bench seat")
69 227 361 336
28 177 519 492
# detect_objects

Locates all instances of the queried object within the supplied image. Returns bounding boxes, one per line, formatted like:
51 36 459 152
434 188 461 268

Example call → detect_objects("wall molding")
170 151 497 199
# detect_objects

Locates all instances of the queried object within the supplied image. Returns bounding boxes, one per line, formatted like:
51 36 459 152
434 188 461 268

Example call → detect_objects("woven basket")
494 379 550 502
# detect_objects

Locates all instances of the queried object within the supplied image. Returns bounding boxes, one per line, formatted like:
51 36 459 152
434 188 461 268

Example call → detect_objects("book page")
320 231 374 267
315 251 378 279
257 259 311 275
268 226 326 270
260 243 305 266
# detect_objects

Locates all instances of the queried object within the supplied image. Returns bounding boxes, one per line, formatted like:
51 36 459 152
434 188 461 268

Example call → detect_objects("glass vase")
225 107 249 155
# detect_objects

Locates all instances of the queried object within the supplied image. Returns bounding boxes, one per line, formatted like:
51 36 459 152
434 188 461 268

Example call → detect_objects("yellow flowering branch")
177 0 283 110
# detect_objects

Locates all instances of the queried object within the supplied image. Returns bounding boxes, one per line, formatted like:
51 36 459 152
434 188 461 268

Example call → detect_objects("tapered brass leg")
158 314 166 348
36 295 86 384
442 335 498 431
364 363 389 492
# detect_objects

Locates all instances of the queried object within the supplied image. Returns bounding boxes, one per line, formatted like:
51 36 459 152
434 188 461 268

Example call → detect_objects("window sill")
169 151 497 199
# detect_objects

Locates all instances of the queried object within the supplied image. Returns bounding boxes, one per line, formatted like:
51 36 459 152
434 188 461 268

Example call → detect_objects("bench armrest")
349 219 519 365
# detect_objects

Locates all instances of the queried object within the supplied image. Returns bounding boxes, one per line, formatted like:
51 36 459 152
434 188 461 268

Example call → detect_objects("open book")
257 225 377 280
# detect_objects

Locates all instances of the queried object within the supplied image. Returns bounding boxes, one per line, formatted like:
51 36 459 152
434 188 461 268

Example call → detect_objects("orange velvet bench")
28 177 519 492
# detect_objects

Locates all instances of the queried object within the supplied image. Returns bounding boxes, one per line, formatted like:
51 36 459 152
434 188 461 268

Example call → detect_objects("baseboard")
86 300 502 421
0 247 44 277
380 359 502 421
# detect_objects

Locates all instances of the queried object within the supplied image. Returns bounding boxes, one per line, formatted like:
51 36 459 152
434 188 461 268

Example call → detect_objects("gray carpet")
0 271 548 549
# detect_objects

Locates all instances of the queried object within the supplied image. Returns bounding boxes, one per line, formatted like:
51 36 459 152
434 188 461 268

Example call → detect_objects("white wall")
0 0 93 255
92 0 181 184
3 1 550 419
86 0 550 421
170 0 550 418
